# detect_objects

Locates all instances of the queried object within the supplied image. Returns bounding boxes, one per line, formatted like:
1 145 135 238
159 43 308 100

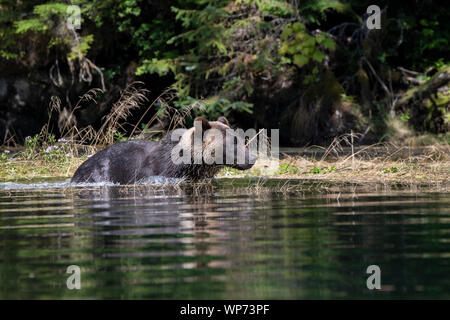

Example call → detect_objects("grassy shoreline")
220 159 450 189
1 144 449 190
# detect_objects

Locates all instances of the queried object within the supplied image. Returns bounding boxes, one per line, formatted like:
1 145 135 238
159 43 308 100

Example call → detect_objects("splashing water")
0 176 184 190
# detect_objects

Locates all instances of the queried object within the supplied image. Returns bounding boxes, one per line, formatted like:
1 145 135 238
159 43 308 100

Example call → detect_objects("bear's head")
170 116 257 174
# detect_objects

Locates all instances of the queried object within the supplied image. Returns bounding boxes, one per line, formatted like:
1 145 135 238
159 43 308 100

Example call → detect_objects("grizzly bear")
71 116 257 184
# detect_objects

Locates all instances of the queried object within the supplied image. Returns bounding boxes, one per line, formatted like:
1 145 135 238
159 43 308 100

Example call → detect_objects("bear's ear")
217 116 230 126
193 117 211 131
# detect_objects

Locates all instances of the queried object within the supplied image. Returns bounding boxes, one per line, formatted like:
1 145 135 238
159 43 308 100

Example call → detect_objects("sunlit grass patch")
217 140 450 188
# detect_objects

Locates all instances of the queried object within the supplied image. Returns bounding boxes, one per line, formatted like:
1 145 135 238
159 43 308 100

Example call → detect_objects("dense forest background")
0 0 448 147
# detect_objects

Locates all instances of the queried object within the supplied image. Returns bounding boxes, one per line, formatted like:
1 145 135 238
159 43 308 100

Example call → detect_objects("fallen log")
396 66 450 108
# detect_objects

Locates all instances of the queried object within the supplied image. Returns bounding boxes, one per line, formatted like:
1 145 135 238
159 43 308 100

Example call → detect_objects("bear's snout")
249 152 258 165
233 152 257 170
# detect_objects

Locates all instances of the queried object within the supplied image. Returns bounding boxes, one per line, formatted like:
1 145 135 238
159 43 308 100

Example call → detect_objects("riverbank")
1 144 449 189
222 145 449 184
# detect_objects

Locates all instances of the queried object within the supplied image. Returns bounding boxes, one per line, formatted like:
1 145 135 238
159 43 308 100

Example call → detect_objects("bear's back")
71 140 159 184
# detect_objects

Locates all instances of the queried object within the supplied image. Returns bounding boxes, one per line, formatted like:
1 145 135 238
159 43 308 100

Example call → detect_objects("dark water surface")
0 179 449 299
